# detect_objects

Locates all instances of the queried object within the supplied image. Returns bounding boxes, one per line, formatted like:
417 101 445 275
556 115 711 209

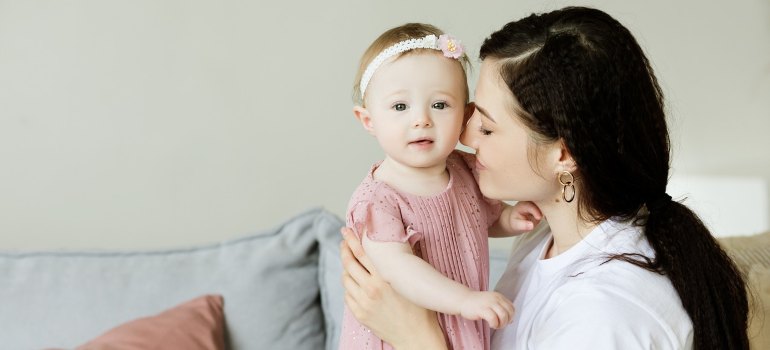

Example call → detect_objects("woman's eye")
392 103 407 111
479 126 492 136
432 102 447 110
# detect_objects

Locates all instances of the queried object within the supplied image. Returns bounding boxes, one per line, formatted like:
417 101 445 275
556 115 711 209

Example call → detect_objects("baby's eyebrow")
383 90 408 99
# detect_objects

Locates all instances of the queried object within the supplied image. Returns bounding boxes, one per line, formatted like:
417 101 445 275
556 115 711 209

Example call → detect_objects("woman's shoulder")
560 220 684 315
534 279 693 348
555 263 681 309
541 261 692 348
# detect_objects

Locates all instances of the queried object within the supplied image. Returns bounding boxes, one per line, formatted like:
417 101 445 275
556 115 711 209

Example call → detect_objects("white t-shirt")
491 219 693 349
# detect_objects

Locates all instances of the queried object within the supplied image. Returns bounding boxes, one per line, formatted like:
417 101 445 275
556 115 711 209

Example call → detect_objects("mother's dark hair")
480 6 749 349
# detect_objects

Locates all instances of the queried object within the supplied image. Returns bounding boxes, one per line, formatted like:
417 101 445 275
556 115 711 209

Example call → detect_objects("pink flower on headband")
438 34 464 59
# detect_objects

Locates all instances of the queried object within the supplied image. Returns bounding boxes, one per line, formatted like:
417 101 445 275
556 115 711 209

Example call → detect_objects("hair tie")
647 193 672 212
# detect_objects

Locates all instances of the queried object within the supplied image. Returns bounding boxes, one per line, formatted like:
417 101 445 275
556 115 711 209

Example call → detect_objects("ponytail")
642 199 749 349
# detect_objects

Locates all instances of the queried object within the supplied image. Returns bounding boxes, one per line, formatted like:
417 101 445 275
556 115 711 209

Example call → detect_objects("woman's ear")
556 139 578 173
543 139 578 174
353 106 375 135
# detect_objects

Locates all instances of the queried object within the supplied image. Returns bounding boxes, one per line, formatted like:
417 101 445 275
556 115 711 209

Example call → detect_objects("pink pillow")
75 294 226 350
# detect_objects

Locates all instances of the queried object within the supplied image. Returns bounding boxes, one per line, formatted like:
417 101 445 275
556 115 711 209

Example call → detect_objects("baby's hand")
507 201 542 234
459 291 515 329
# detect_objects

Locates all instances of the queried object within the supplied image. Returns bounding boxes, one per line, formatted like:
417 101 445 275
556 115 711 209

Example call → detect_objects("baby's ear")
353 106 375 135
464 102 476 123
463 102 475 128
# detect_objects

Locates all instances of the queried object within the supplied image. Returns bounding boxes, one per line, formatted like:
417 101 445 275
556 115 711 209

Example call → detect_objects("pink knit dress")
339 150 502 350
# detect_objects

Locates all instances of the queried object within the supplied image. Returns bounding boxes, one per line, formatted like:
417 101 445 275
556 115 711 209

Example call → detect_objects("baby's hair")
352 23 471 106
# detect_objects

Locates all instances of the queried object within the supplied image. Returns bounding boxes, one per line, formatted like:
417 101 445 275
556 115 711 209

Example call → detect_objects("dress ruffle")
348 201 422 247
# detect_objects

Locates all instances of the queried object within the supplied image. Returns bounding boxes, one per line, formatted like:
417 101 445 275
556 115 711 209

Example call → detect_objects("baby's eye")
432 102 447 110
392 103 408 111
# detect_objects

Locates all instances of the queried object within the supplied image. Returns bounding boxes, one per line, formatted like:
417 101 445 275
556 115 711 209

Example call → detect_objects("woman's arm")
340 228 448 350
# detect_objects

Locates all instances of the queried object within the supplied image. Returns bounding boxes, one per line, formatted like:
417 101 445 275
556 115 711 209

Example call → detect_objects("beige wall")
1 0 768 249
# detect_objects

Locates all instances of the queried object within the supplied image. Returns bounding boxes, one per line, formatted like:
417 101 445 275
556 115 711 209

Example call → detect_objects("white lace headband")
359 34 466 99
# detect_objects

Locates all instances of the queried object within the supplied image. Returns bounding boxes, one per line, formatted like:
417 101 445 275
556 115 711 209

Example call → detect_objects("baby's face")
363 52 468 169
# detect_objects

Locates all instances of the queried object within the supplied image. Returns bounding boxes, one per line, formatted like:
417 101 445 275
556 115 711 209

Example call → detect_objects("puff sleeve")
347 192 422 247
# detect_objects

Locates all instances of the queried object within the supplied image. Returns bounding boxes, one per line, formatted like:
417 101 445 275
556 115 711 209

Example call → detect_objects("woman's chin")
478 184 507 201
479 183 533 203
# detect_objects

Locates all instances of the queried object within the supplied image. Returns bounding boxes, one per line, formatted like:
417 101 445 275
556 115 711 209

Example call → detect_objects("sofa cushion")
77 294 226 350
0 208 343 350
718 231 770 349
318 218 345 350
747 265 770 350
719 231 770 272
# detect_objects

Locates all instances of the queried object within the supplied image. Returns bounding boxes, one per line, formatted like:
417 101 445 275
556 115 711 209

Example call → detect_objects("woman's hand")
340 227 447 350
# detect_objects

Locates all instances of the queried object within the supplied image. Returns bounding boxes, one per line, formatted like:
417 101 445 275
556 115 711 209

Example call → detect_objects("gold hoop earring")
558 171 575 203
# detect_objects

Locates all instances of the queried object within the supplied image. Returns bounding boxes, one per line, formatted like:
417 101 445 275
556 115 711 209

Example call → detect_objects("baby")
340 23 540 350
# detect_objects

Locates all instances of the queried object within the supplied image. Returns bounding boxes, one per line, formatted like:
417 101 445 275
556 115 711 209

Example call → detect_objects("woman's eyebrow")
475 104 496 123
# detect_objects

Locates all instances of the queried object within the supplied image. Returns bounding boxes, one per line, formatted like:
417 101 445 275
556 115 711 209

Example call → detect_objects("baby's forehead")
392 49 466 68
364 51 469 101
379 52 467 80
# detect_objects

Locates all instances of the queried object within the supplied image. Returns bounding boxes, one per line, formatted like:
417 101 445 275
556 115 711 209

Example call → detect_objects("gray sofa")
4 208 766 349
0 208 511 350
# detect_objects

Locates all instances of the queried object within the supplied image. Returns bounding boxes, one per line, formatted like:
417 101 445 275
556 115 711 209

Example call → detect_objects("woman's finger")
341 237 374 286
344 292 365 322
341 227 363 257
342 227 379 276
342 272 368 305
341 266 358 291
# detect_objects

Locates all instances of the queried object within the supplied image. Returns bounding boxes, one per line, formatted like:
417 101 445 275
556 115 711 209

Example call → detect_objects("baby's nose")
412 112 432 128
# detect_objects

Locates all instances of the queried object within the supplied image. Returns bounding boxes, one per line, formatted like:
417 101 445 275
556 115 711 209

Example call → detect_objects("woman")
340 6 749 349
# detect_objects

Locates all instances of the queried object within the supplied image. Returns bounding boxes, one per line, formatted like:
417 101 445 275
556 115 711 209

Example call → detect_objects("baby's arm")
362 234 513 328
489 201 543 237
